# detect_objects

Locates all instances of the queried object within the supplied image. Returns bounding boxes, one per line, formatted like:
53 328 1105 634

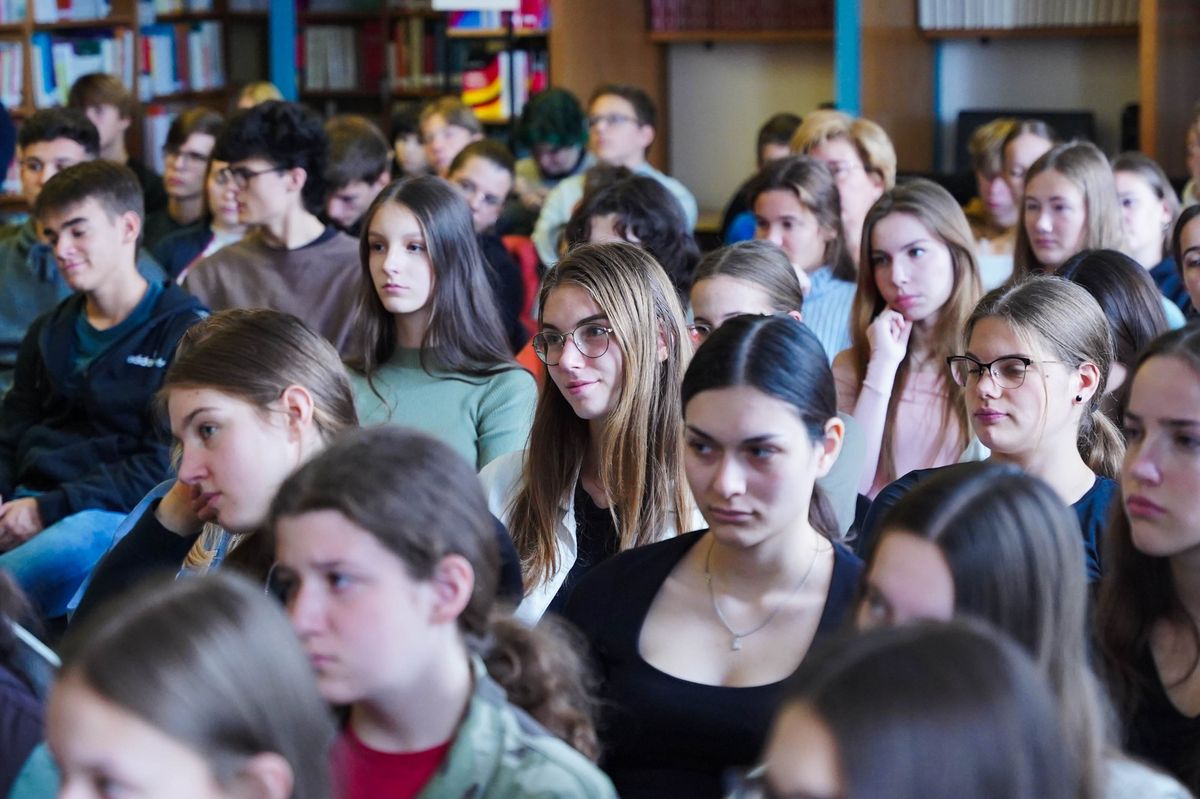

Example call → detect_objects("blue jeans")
0 508 127 618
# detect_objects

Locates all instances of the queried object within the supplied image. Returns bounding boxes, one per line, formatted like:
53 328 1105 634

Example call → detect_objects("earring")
1075 394 1083 403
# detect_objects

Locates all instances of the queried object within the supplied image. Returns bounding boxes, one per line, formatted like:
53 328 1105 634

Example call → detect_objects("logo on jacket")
126 354 168 368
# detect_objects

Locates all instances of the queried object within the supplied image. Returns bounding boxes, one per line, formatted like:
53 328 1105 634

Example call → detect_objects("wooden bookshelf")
648 28 832 43
920 24 1137 39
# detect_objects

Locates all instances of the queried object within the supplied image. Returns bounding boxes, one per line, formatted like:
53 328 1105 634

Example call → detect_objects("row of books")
150 0 215 15
141 103 179 173
0 42 21 108
301 25 360 90
462 48 547 122
386 15 451 92
448 0 549 32
918 0 1139 29
138 20 225 99
31 27 134 107
647 0 832 31
0 0 25 24
33 0 110 22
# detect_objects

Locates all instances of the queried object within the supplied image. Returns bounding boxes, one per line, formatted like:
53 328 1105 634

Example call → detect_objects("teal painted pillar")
833 0 860 114
269 0 298 101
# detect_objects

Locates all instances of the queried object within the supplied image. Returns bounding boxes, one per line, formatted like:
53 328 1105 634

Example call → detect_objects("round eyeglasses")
532 323 614 366
946 355 1060 390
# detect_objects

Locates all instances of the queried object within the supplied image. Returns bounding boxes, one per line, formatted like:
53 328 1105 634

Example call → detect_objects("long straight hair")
1097 324 1200 792
1013 141 1124 278
59 573 335 799
873 462 1109 798
964 277 1123 479
507 242 691 589
849 178 981 485
354 175 515 381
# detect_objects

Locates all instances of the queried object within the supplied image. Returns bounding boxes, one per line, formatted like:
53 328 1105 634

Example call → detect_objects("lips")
973 408 1006 425
564 380 595 396
892 295 920 312
1126 494 1167 519
380 282 409 294
1034 237 1058 249
707 506 753 524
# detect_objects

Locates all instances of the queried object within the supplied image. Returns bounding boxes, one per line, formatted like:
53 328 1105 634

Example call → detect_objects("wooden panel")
548 0 669 169
1140 0 1200 176
859 0 935 173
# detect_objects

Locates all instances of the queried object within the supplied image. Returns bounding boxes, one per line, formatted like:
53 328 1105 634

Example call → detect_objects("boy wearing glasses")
142 108 223 251
184 101 365 357
532 84 697 266
0 108 164 393
0 160 206 618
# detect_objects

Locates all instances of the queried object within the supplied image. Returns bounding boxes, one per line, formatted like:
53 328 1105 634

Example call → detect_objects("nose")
975 367 1002 399
1035 208 1053 233
891 259 909 285
555 334 586 370
1127 439 1163 486
287 580 325 636
53 234 74 260
711 453 746 499
764 224 784 248
176 444 207 486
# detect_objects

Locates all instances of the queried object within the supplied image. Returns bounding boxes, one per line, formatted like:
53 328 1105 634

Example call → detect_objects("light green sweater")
351 349 537 470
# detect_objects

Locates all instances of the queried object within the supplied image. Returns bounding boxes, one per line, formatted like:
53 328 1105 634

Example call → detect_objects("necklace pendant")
731 636 743 651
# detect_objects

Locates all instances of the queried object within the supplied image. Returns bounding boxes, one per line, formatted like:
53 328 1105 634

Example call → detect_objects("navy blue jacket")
0 283 207 525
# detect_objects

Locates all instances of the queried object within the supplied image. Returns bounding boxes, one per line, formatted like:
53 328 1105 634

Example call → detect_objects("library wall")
666 41 834 214
936 36 1139 171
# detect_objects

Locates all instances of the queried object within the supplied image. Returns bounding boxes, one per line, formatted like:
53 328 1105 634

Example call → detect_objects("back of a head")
790 109 897 189
780 620 1080 799
517 87 588 150
67 72 134 118
59 572 334 799
164 308 358 441
214 101 329 214
34 159 143 223
693 240 804 316
325 114 391 189
18 107 99 157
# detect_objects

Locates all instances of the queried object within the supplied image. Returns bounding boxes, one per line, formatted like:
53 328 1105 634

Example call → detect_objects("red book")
362 21 383 90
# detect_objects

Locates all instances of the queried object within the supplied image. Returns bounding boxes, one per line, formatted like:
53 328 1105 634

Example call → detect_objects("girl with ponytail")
861 277 1121 578
268 426 615 798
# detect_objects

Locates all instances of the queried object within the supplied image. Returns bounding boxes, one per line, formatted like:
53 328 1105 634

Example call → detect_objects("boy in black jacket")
0 160 206 618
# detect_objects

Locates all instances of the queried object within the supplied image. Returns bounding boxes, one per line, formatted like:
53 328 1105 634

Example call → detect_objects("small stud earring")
1075 394 1083 402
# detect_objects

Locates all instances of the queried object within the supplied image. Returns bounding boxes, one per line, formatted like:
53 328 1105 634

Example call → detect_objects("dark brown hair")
165 107 224 151
324 114 392 190
35 159 143 223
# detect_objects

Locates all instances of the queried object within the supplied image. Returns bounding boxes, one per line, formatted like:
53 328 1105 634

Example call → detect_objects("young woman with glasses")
152 158 249 282
350 175 537 471
479 241 699 624
860 277 1122 579
832 179 982 499
562 315 861 799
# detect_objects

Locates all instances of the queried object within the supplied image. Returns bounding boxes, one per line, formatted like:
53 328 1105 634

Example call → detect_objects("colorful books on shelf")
138 20 224 100
0 0 26 24
142 103 176 173
31 27 133 107
301 25 359 90
917 0 1139 29
151 0 214 14
447 0 548 32
461 48 546 122
387 15 452 92
33 0 110 23
0 42 21 108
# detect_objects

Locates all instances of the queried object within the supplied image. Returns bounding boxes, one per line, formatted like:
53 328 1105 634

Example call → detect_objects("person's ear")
1106 362 1127 397
636 123 656 152
429 554 474 624
278 384 316 439
787 309 803 324
1075 360 1102 404
657 324 670 363
119 210 141 245
230 752 294 799
815 415 845 479
371 169 391 192
283 166 308 195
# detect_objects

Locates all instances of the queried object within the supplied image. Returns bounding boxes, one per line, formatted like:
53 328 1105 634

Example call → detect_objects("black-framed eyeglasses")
217 164 285 189
163 147 212 168
946 355 1060 389
532 322 614 365
687 322 713 345
587 113 638 129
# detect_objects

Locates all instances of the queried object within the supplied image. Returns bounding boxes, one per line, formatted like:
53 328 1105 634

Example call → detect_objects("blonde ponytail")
1081 407 1124 480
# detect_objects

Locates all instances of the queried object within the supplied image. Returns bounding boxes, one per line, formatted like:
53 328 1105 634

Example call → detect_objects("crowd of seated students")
6 66 1200 799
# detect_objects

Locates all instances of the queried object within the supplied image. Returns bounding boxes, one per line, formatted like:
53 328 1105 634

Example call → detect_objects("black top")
858 467 1116 581
563 531 863 799
75 498 526 623
1150 257 1193 316
126 158 168 215
545 482 620 615
1125 645 1200 793
150 223 214 281
478 232 529 353
142 210 198 253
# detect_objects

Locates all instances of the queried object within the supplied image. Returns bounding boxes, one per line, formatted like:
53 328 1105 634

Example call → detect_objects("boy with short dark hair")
142 107 224 250
532 83 697 265
67 72 168 214
0 108 164 393
184 101 364 356
324 114 392 237
0 160 206 618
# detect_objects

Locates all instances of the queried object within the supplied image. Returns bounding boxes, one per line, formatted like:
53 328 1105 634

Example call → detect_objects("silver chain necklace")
704 537 820 652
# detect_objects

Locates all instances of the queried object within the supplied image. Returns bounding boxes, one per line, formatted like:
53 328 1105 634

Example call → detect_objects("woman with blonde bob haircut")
50 572 334 799
1013 141 1124 279
834 178 982 497
480 242 698 624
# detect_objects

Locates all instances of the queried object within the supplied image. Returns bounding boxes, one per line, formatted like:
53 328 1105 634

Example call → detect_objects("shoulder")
480 365 537 397
1103 756 1193 799
831 348 856 379
858 467 939 556
1077 475 1119 514
571 531 704 606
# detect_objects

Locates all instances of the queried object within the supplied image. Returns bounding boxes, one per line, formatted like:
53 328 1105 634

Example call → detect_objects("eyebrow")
44 215 87 233
877 238 931 253
685 425 783 445
178 406 218 432
542 313 608 332
1124 411 1200 428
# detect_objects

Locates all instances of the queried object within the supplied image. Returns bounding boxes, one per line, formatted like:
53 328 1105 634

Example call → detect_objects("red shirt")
332 726 453 799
